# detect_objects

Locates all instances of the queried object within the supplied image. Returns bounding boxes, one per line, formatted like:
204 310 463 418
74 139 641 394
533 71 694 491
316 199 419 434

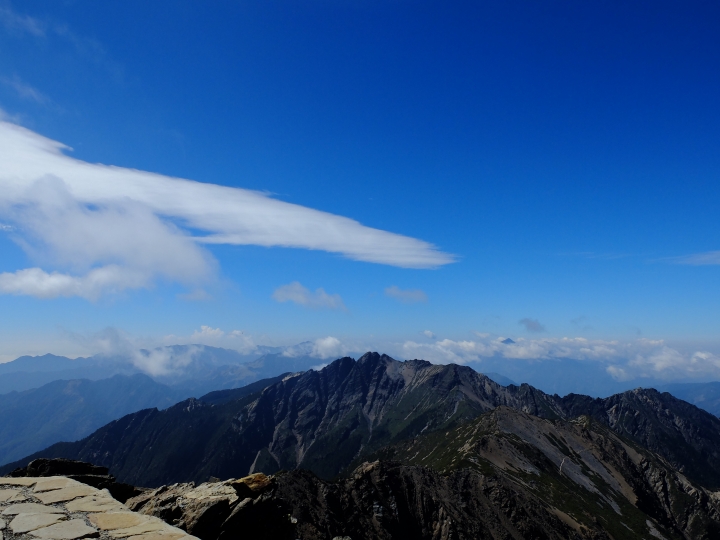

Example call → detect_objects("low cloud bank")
400 336 720 382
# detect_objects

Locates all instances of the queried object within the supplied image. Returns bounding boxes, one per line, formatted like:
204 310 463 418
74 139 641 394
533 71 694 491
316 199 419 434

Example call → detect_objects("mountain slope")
375 406 720 539
0 374 180 465
559 388 720 489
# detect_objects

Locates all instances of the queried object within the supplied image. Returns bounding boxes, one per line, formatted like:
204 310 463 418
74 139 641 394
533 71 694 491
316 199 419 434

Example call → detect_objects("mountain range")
5 353 720 492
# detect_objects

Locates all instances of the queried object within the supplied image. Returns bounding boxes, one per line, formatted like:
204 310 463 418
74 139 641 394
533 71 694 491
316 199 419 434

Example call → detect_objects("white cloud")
312 336 346 359
272 281 345 310
421 330 436 339
0 265 147 300
385 285 427 303
191 325 225 340
0 121 454 299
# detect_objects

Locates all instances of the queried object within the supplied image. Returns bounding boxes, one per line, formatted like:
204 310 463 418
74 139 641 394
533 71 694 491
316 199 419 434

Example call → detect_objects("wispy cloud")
0 75 50 105
385 285 428 303
421 330 436 339
0 121 455 299
312 336 346 359
0 5 45 36
272 282 346 310
519 317 545 333
671 250 720 266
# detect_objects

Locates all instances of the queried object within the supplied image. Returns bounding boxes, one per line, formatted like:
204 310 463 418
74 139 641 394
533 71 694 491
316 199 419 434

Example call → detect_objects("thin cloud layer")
385 285 428 303
0 121 455 299
673 251 720 265
272 281 345 310
519 318 545 332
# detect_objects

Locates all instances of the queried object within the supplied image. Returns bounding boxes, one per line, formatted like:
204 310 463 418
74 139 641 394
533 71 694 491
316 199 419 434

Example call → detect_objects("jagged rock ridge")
4 352 720 494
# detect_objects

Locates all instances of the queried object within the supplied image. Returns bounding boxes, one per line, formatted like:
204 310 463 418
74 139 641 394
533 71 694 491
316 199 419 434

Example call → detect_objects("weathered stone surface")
230 473 273 499
0 476 197 540
126 533 186 540
0 478 36 487
0 489 22 502
88 512 146 530
65 494 126 513
33 477 81 493
30 519 98 539
2 503 65 515
34 484 97 504
107 520 167 538
10 512 66 533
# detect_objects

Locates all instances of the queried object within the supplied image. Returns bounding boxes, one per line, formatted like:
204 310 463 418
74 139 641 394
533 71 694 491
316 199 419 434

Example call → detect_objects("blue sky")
0 1 719 384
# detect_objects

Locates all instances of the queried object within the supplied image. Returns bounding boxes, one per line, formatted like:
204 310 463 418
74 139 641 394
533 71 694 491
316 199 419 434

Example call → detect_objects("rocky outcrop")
126 466 589 540
126 473 294 540
0 475 197 540
6 459 144 503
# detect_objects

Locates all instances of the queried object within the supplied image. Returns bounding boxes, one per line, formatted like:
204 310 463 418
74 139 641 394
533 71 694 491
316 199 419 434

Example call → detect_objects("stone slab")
66 495 127 513
2 503 65 515
126 533 187 540
30 519 98 540
108 520 167 538
89 512 147 530
0 489 22 502
10 512 66 533
35 485 97 504
0 517 5 529
0 478 37 487
34 477 81 493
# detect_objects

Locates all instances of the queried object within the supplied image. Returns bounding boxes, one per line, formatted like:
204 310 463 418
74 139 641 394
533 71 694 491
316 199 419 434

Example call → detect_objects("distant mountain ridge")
0 344 323 397
6 352 720 494
658 381 720 416
0 374 179 465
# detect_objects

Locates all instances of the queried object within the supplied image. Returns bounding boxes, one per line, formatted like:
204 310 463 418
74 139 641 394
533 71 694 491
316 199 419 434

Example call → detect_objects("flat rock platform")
0 477 197 540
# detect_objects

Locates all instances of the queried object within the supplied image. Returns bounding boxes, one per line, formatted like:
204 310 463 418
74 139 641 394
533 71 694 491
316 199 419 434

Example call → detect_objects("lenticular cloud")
0 121 454 299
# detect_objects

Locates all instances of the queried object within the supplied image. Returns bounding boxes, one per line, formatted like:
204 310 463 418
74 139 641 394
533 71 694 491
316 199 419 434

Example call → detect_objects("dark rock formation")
129 409 720 540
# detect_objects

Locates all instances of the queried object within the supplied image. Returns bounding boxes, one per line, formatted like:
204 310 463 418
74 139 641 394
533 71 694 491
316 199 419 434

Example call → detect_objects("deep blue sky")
0 1 718 382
